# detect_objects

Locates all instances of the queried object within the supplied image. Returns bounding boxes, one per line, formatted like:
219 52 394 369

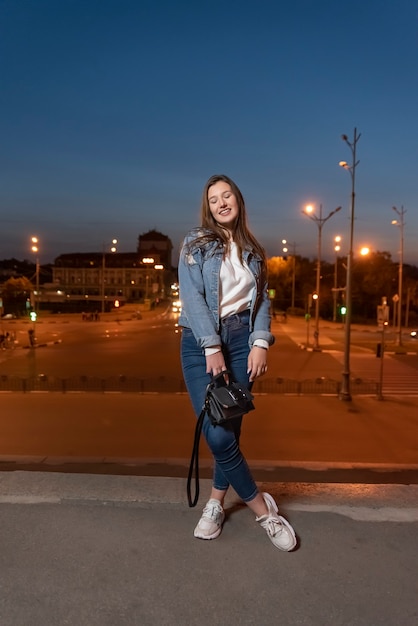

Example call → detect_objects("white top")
219 241 254 318
205 242 269 355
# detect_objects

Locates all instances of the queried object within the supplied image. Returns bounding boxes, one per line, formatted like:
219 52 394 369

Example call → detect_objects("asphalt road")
2 306 418 384
0 307 417 483
0 310 182 378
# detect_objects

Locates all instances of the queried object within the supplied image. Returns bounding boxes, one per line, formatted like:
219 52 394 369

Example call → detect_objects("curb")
1 472 418 522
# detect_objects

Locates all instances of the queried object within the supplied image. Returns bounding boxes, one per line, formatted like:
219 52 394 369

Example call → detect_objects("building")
138 229 173 269
50 231 175 312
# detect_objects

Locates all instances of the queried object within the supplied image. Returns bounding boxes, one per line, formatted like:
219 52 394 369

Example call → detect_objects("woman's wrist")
205 346 222 356
253 339 269 351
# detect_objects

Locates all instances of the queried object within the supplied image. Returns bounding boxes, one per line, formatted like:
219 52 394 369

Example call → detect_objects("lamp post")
154 264 164 300
333 236 341 322
282 239 296 309
30 236 40 313
142 257 155 303
392 205 406 347
303 204 341 350
102 239 117 314
339 128 361 402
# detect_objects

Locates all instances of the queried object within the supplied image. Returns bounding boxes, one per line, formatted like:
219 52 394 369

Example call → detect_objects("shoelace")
202 504 222 521
264 517 285 537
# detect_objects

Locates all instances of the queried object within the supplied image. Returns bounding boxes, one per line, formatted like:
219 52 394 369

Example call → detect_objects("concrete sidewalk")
0 472 417 626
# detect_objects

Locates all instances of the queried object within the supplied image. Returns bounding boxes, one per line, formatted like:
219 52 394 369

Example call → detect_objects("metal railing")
0 374 379 396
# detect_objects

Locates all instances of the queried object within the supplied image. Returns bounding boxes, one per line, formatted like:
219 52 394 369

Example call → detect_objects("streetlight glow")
31 236 39 254
102 238 118 314
30 236 41 315
281 239 297 309
303 203 341 350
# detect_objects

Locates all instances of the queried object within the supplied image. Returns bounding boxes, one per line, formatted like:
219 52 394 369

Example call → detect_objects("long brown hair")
192 174 266 263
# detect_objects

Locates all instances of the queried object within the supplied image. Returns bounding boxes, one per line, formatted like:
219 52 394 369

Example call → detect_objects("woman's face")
207 181 239 231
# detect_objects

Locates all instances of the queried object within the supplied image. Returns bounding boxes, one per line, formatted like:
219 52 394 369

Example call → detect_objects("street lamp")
392 205 406 347
142 257 155 302
30 236 40 313
339 128 361 402
303 203 341 350
154 264 164 300
333 235 341 322
282 239 296 309
102 239 118 314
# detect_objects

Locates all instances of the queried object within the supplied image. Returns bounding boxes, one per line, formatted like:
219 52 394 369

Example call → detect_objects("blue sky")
1 0 417 266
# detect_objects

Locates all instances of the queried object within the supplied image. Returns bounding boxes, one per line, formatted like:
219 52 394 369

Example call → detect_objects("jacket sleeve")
249 265 275 348
178 239 221 350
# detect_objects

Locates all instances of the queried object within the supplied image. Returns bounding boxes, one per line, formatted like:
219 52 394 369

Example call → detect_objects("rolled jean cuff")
212 484 259 503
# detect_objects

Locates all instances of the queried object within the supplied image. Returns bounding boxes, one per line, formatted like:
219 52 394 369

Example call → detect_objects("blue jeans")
181 310 259 503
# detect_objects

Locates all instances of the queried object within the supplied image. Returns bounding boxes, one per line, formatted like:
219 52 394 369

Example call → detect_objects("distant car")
171 300 182 314
410 330 417 339
1 313 16 319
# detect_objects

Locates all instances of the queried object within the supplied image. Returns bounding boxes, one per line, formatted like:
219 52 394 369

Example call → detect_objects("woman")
178 174 297 551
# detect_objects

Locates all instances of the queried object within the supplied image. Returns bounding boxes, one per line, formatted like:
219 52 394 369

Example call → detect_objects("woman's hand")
206 352 227 377
247 346 268 382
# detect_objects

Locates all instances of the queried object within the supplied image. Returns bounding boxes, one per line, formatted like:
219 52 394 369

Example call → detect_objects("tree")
352 251 395 320
267 255 315 313
0 276 34 315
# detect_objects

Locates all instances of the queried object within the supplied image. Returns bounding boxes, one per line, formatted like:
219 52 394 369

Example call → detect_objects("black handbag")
205 374 255 425
187 372 254 507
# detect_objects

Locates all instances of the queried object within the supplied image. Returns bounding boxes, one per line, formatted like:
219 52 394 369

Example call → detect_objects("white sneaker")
256 492 297 551
194 499 225 540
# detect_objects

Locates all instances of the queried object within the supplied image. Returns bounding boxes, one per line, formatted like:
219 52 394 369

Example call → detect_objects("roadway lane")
0 314 183 378
1 312 418 393
0 312 354 382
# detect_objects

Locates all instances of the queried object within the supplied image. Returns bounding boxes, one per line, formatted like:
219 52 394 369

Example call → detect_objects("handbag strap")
186 373 233 507
186 404 206 507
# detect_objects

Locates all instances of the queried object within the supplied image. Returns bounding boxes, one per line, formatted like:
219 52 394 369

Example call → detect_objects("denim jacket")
178 229 274 350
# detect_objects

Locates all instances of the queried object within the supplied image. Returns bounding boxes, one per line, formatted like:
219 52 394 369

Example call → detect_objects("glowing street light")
392 205 406 347
30 236 40 313
282 239 296 309
339 128 361 402
102 238 118 314
142 257 155 301
303 203 341 350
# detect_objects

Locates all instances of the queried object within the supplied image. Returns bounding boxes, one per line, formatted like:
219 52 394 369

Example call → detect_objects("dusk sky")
1 0 417 267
